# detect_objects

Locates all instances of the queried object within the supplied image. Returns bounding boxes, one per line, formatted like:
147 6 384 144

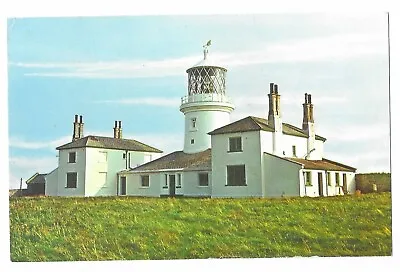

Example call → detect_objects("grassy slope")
9 193 392 261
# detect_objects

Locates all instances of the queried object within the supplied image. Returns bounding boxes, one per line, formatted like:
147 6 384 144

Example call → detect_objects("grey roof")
56 135 163 153
124 149 212 172
26 173 47 184
209 116 326 141
286 157 356 172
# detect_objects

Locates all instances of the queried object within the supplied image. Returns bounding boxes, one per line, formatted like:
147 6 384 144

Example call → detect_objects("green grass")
9 193 392 261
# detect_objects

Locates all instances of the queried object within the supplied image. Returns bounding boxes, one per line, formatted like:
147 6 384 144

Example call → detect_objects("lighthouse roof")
187 41 226 72
187 56 226 72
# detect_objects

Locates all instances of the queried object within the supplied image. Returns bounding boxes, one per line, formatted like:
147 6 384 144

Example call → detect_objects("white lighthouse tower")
180 41 235 154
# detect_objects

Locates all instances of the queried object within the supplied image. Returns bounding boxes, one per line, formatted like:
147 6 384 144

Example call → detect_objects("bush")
355 173 391 193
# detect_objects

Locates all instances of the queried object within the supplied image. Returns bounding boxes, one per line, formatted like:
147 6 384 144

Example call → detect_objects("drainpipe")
302 168 307 196
116 174 119 196
325 170 329 196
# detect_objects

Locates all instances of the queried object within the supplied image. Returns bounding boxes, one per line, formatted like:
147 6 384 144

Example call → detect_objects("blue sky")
7 13 390 189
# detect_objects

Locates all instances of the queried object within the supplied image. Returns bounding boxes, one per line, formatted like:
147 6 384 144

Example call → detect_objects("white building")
45 117 162 197
119 42 356 198
46 41 356 198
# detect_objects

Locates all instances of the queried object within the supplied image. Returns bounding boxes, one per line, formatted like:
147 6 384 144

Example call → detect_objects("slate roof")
286 157 356 172
56 135 163 153
123 148 212 173
209 116 326 141
25 173 47 184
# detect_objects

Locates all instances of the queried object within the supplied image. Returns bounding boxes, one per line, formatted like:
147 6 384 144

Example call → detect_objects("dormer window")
68 152 76 163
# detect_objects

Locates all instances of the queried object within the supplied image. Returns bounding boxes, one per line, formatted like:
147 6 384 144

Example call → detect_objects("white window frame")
228 137 242 152
305 171 312 186
141 175 150 188
176 173 182 188
68 152 76 163
66 172 77 188
226 165 246 186
198 172 209 187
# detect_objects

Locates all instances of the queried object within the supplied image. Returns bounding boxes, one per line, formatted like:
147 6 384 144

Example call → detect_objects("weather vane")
203 40 211 60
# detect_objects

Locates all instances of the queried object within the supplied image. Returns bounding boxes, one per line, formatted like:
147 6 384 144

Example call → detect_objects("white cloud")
318 123 389 142
9 135 71 150
94 97 180 107
9 32 386 79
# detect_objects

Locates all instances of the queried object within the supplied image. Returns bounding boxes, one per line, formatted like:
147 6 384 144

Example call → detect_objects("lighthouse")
180 41 235 154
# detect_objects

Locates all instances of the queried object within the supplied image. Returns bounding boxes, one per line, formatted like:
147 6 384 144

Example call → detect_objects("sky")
6 13 390 189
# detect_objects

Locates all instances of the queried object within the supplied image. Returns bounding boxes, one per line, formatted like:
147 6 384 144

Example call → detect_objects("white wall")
211 131 263 198
123 173 161 197
301 170 355 197
85 148 161 197
181 171 212 197
183 107 232 154
45 167 58 196
260 132 324 160
56 148 86 197
263 153 302 197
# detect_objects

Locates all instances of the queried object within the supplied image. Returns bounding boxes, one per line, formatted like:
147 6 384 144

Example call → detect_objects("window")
227 165 246 186
327 172 332 186
68 152 76 163
123 153 126 159
335 173 340 186
198 173 209 186
177 173 182 188
292 145 297 157
66 172 77 188
305 171 312 186
120 176 126 195
191 118 197 128
141 175 149 187
191 139 195 144
229 137 242 152
163 174 168 188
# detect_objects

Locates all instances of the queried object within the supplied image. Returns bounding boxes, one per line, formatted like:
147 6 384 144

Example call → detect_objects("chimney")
267 82 283 155
113 121 118 138
302 93 314 130
113 121 123 139
118 121 122 139
302 93 316 159
78 115 84 138
72 114 81 141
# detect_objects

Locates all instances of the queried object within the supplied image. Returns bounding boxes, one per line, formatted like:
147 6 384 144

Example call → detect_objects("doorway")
120 176 126 196
318 172 324 197
169 174 176 196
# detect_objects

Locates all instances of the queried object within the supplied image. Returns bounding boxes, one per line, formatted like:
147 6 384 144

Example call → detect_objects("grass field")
9 193 392 261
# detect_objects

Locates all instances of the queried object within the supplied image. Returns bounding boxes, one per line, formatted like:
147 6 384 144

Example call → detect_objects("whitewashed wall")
263 153 302 197
181 171 212 197
45 167 58 196
85 148 161 197
183 107 232 154
56 148 86 197
123 173 161 197
211 131 263 198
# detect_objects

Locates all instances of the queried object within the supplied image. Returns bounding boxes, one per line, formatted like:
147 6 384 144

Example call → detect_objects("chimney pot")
75 115 78 122
304 93 308 103
270 83 274 94
119 121 122 128
274 84 278 94
115 121 118 128
308 94 312 104
79 115 83 123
